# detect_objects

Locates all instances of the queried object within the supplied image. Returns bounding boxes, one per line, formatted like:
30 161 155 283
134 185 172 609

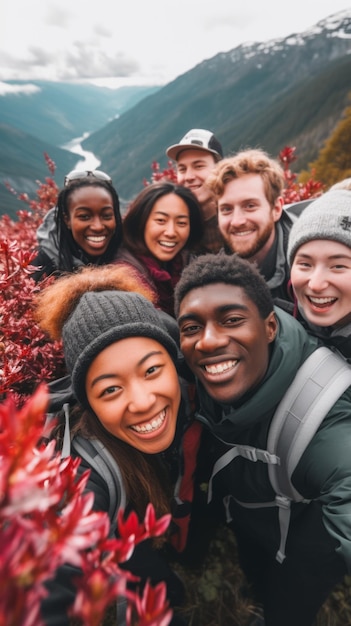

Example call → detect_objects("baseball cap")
166 128 223 162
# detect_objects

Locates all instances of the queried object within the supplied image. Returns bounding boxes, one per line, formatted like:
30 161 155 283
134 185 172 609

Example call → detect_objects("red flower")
278 146 325 205
117 504 171 548
0 387 177 626
128 580 173 626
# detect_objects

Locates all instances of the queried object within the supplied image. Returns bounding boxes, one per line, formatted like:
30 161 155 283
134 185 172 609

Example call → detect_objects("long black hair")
55 178 123 272
123 181 204 257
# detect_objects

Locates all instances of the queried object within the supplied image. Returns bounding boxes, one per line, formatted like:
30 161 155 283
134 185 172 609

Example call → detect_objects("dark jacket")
41 392 192 626
31 208 119 282
259 209 295 304
222 210 296 307
195 307 351 573
294 305 351 363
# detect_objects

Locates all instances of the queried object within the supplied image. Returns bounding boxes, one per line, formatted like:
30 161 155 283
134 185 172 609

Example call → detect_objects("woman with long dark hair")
31 169 123 281
115 181 204 317
35 264 194 625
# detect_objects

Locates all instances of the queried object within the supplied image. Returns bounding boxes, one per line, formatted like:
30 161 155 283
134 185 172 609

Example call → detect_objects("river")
63 132 101 170
62 132 129 211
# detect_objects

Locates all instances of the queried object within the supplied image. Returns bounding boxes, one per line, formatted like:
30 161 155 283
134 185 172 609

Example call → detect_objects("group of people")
31 174 202 318
30 128 351 626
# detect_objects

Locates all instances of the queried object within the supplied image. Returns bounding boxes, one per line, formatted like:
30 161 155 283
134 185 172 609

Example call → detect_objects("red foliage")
0 386 173 626
0 238 66 404
4 153 58 230
278 146 325 203
144 148 324 205
0 159 65 406
143 161 178 187
128 580 173 626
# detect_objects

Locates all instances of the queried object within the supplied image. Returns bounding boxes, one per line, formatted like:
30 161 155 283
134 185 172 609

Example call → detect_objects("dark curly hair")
122 181 204 256
174 252 274 318
55 178 123 271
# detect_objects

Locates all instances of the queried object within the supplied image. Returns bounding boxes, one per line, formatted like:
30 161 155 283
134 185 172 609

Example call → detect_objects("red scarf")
138 254 184 317
170 419 203 553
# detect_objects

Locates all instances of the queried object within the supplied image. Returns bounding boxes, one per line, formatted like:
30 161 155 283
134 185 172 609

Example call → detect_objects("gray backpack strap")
67 436 128 625
208 446 279 503
59 405 126 531
61 403 71 458
72 436 127 531
267 346 351 501
267 346 351 563
209 347 351 565
208 447 240 503
55 402 128 625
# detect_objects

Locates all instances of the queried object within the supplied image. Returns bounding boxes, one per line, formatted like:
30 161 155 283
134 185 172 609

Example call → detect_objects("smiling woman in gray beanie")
34 264 192 626
288 187 351 361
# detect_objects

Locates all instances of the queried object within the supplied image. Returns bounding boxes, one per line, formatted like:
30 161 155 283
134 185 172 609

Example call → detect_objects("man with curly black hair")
174 252 351 626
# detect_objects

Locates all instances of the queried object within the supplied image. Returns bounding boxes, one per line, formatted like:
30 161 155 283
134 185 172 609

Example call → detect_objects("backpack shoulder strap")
206 347 351 565
71 437 128 624
267 346 351 502
72 436 127 532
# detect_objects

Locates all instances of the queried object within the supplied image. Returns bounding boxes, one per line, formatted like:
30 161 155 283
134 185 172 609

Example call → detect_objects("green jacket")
196 307 351 571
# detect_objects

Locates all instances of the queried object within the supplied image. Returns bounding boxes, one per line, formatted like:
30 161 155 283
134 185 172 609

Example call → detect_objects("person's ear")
272 196 284 222
265 311 278 344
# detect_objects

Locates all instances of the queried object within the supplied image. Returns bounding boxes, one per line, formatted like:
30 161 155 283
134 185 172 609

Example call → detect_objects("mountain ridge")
82 8 351 202
1 9 351 215
0 83 160 216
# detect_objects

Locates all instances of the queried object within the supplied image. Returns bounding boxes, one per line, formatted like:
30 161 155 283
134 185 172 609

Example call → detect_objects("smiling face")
143 193 190 261
217 174 283 263
176 149 217 208
86 336 181 454
63 185 116 257
178 283 277 405
291 239 351 328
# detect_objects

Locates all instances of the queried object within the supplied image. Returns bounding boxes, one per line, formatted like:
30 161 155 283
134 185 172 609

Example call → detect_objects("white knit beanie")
288 189 351 265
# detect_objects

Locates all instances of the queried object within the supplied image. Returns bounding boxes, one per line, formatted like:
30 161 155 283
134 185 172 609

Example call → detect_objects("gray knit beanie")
62 290 179 406
288 189 351 266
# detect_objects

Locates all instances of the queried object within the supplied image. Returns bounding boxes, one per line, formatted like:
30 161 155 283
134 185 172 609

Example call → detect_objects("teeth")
204 360 237 374
130 409 166 433
87 236 106 242
159 241 176 248
309 296 336 304
232 230 253 237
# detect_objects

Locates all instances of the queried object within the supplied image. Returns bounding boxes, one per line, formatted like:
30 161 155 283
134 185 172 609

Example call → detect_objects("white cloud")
0 0 351 86
0 81 41 96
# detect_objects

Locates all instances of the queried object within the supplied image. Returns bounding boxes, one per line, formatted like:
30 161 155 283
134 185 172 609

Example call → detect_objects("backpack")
208 346 351 563
48 397 128 625
71 436 127 532
58 402 126 534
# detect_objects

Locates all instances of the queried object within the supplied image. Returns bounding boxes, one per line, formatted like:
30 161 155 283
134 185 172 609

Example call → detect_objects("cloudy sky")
1 1 351 89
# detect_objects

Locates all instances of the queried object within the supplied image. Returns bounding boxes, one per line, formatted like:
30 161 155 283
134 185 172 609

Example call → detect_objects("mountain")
0 124 80 216
82 9 351 203
1 9 351 216
0 81 160 146
0 82 160 217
